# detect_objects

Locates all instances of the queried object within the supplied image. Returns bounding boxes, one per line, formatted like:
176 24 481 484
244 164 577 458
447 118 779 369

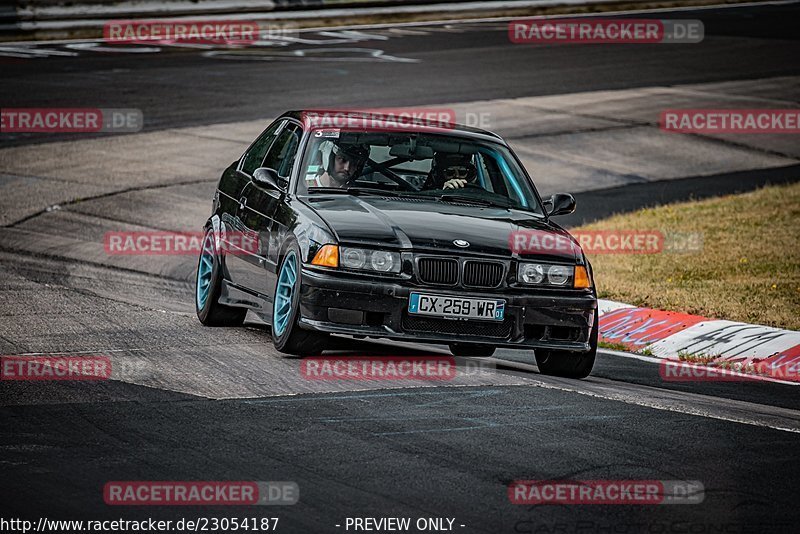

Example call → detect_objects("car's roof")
280 109 506 144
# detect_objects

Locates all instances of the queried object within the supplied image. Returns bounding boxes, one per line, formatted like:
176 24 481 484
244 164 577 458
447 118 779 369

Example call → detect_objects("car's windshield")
296 129 544 215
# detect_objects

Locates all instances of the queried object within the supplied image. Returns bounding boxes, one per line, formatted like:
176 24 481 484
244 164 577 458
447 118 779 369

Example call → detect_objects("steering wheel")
359 159 417 191
445 182 484 191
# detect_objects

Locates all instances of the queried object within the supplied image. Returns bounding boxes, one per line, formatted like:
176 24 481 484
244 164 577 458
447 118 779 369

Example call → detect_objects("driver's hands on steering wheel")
443 178 468 189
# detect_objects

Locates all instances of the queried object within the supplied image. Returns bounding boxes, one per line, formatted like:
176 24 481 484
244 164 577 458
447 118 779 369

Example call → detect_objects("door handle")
239 196 247 211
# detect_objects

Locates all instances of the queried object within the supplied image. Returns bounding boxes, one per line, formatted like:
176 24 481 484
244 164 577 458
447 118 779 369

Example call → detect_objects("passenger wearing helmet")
423 152 479 190
313 140 370 188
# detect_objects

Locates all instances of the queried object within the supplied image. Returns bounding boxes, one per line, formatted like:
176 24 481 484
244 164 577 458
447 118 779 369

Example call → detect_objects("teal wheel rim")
273 250 298 336
196 232 214 310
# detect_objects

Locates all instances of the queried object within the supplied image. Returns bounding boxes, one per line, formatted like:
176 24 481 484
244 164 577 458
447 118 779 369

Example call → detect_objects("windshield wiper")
437 194 511 209
308 187 397 196
310 187 509 206
349 187 404 196
308 186 404 197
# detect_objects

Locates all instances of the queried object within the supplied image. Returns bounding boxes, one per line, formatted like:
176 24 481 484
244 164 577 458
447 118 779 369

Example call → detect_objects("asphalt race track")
2 2 800 533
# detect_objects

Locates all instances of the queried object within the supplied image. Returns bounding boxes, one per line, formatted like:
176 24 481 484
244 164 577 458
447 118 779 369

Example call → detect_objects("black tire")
195 228 247 327
271 242 329 356
535 309 598 379
449 343 496 357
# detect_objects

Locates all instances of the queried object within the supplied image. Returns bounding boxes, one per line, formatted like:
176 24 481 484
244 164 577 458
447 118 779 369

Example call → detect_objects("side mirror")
252 167 285 190
544 193 576 216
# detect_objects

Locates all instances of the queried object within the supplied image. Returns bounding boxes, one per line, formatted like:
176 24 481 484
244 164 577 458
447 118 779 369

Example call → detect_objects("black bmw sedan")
196 110 598 378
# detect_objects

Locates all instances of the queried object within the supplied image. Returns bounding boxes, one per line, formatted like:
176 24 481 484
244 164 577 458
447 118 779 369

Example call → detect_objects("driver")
313 140 370 188
423 152 479 190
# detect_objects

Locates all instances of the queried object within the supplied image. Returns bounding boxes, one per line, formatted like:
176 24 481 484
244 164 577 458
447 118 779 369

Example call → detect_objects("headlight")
518 262 586 288
340 247 401 274
520 263 545 284
547 265 570 286
341 248 366 269
370 250 396 272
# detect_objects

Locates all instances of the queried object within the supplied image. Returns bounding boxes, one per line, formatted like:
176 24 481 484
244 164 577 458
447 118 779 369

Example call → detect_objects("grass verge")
578 182 800 331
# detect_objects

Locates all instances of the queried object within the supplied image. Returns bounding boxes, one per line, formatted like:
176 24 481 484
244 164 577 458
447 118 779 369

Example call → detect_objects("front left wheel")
196 229 247 326
535 309 598 379
271 243 329 356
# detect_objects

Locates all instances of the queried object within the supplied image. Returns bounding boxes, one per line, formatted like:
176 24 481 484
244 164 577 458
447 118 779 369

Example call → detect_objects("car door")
236 121 303 299
224 119 284 291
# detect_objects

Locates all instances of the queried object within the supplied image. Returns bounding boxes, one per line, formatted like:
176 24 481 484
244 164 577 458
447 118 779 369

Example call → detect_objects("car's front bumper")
298 267 596 352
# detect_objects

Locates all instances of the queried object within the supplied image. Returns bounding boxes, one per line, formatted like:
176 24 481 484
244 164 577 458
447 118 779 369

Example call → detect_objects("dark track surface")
4 374 799 533
1 3 799 144
561 163 800 226
2 3 799 533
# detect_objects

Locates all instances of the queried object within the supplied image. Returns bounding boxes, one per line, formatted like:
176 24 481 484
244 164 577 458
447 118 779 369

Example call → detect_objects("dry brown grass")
577 182 800 330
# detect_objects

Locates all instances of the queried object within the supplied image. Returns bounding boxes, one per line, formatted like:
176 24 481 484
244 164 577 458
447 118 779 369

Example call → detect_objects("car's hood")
304 195 579 261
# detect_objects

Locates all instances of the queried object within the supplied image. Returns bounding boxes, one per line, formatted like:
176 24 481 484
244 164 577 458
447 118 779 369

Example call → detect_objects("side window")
263 124 302 179
241 120 284 175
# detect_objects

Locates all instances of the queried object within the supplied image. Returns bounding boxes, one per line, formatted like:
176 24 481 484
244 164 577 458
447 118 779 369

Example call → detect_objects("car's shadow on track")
243 317 448 356
241 317 532 382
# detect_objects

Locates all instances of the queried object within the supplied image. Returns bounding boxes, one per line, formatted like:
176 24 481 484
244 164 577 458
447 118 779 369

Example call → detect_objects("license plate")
408 293 505 321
